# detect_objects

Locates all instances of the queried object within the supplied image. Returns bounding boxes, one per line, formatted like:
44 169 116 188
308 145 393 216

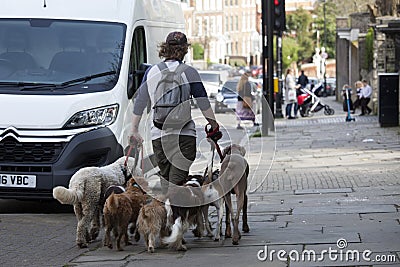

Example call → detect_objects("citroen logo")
0 127 20 142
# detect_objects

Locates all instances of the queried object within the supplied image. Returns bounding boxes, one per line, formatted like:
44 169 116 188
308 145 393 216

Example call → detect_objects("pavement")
68 97 400 267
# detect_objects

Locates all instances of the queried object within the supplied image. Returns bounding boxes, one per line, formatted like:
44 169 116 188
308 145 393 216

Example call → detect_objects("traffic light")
273 0 285 33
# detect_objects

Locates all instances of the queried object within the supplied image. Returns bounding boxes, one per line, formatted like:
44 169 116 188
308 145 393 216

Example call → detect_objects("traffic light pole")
261 0 275 136
275 32 284 118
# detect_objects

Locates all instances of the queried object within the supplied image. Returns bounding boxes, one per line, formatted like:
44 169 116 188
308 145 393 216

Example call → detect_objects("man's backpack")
153 62 191 130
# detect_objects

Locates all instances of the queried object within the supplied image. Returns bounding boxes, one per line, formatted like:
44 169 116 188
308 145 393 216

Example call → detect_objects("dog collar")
185 180 201 187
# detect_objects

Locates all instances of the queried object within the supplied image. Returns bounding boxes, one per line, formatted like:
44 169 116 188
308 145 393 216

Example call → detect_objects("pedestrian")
341 84 353 112
360 79 372 115
130 31 221 194
285 68 298 119
352 81 363 114
298 70 309 89
236 72 259 129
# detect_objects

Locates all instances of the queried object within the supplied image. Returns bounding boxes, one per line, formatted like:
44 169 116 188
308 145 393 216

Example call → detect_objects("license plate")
0 174 36 188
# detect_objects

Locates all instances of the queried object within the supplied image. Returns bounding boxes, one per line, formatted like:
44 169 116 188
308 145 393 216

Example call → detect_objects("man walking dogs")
360 79 372 115
130 31 221 194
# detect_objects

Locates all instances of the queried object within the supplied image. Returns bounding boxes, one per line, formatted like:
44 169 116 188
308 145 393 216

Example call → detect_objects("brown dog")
220 144 249 245
137 197 169 253
103 177 147 250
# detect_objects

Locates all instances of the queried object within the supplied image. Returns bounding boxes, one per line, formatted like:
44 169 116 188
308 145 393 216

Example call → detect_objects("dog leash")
205 123 224 162
123 137 144 182
205 140 215 184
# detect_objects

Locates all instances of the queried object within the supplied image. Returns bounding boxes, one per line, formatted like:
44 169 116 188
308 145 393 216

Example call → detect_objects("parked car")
326 77 336 96
306 77 336 97
214 77 261 114
198 70 226 98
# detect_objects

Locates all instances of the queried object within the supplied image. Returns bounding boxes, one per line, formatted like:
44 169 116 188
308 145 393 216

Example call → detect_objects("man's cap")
166 31 188 45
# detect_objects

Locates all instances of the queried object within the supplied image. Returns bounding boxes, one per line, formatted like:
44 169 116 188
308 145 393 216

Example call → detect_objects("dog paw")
177 244 187 251
134 231 141 242
225 230 232 238
148 246 155 253
77 242 88 249
242 224 250 233
232 239 239 245
192 228 202 238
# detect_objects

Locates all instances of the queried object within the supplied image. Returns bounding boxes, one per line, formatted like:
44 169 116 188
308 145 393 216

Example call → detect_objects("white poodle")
53 156 140 248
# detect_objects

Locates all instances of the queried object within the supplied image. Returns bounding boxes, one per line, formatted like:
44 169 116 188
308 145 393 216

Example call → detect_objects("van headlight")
63 104 119 129
216 93 224 102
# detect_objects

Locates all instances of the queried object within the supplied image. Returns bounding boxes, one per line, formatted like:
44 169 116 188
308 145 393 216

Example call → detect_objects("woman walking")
236 72 259 129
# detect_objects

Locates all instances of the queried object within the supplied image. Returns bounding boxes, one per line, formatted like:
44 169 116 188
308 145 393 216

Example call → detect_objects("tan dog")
103 177 147 251
137 197 169 253
220 144 249 245
201 169 224 241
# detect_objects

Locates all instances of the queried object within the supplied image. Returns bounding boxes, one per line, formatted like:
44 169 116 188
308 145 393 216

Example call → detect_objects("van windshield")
0 19 126 94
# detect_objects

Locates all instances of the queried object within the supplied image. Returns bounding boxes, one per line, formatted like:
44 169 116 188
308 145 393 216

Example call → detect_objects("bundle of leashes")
205 123 224 182
123 136 144 182
205 123 224 162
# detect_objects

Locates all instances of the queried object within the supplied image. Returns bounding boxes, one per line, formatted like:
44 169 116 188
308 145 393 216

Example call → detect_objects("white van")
0 0 185 199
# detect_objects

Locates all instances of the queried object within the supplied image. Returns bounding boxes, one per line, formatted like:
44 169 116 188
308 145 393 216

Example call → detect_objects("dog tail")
105 193 120 214
162 216 183 245
52 186 82 205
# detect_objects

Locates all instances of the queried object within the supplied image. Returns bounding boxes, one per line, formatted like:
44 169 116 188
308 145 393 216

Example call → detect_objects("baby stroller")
297 83 335 117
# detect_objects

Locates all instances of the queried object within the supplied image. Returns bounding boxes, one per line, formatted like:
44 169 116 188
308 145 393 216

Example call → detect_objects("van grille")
0 137 65 163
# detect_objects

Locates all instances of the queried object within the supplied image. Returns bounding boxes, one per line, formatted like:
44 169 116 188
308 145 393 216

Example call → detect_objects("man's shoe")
359 113 365 116
288 116 295 119
236 125 244 129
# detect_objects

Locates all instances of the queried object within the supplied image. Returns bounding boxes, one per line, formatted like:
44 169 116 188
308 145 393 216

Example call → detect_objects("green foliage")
282 37 299 70
312 1 338 58
192 43 204 60
364 27 374 70
285 8 315 64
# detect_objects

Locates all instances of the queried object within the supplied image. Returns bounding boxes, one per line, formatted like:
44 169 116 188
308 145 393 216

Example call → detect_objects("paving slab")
126 246 288 267
276 214 362 226
294 188 353 195
292 204 397 215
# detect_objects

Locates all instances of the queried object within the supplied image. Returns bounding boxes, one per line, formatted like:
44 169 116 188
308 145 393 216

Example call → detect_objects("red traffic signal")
273 0 285 33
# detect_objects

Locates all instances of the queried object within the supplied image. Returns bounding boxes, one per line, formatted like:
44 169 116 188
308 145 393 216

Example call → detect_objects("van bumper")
0 127 123 200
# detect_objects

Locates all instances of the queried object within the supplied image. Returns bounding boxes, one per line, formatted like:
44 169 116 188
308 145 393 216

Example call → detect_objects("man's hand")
205 123 222 143
129 131 143 147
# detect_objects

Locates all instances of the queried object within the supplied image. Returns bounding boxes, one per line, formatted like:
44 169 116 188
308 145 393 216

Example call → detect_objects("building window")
197 17 202 36
217 0 222 10
235 15 239 31
204 0 209 10
217 16 222 34
196 0 203 10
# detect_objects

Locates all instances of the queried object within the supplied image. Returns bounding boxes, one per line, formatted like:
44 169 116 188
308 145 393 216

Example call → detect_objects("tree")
282 37 299 70
285 8 314 64
192 43 204 60
312 1 338 58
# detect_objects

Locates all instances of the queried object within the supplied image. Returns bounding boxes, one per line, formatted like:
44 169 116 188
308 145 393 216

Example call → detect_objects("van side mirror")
127 63 152 99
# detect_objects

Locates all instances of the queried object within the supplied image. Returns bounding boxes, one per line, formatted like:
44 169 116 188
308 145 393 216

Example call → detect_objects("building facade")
181 0 261 68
